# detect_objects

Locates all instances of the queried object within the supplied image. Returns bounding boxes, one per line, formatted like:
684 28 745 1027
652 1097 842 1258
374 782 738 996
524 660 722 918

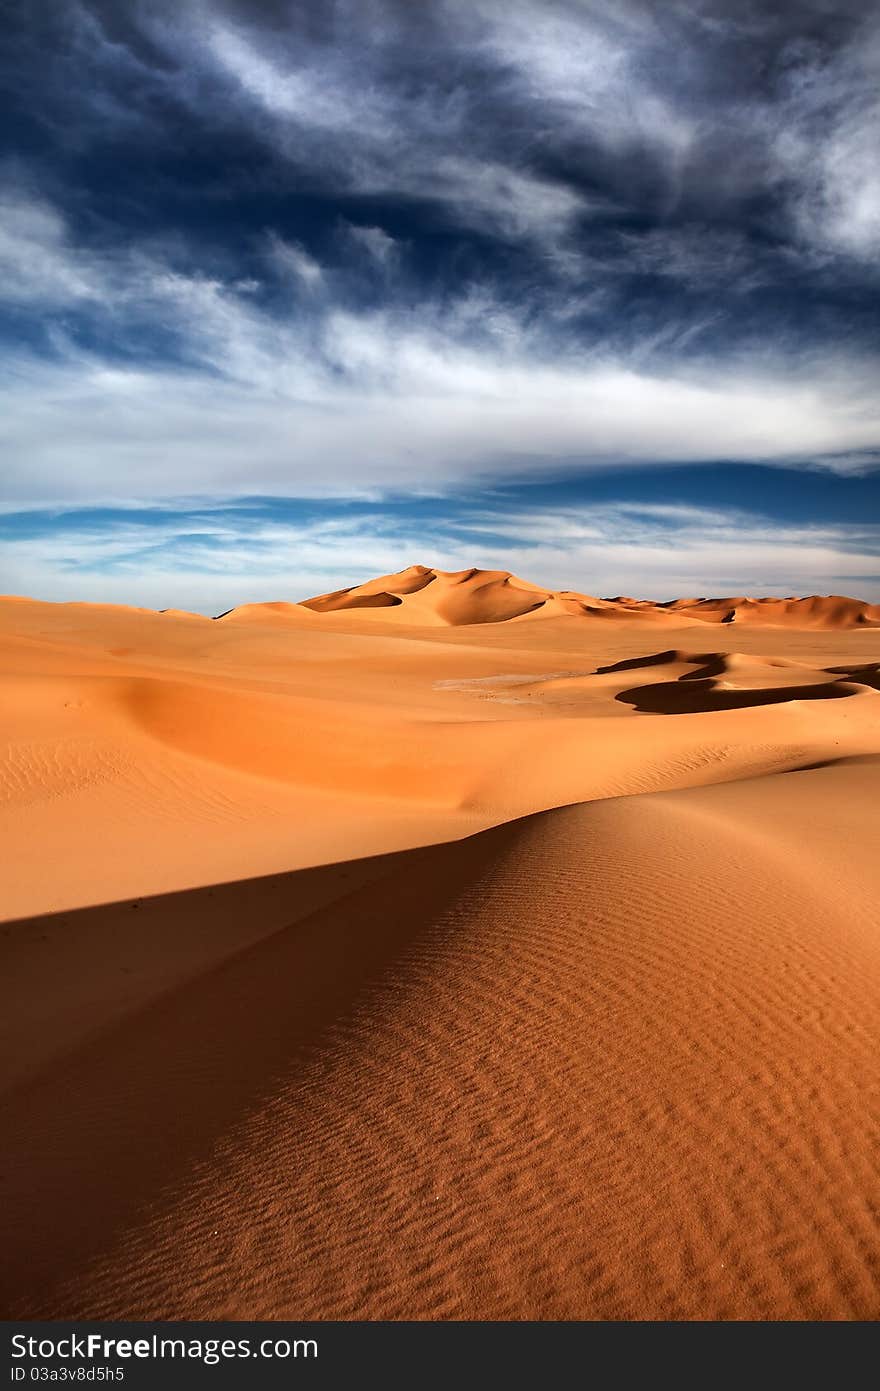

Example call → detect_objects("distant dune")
294 566 880 628
658 594 880 628
298 564 592 625
1 567 879 1320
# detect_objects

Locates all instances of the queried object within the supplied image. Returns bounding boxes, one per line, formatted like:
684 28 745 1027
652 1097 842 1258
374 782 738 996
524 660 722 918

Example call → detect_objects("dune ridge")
1 568 879 1320
295 567 880 629
658 593 880 628
6 568 879 629
2 761 878 1320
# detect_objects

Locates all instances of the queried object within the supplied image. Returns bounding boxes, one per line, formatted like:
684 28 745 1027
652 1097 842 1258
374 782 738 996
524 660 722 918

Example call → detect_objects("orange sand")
1 568 879 1319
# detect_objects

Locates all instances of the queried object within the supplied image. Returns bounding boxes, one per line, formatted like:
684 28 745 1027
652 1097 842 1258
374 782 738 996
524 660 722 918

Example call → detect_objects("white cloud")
24 2 880 272
426 156 588 242
0 191 102 304
3 334 880 514
4 2 879 615
200 11 589 248
206 21 394 140
470 0 880 264
771 19 880 260
470 0 697 173
0 183 878 515
344 224 399 267
265 233 323 289
3 500 877 613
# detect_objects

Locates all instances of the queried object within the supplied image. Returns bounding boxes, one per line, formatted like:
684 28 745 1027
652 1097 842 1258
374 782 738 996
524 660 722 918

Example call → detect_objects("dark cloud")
0 0 878 527
4 1 877 343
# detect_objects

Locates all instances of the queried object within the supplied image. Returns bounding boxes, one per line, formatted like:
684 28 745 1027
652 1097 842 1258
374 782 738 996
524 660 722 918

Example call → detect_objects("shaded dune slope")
618 678 864 714
480 649 880 719
2 758 878 1321
601 651 880 714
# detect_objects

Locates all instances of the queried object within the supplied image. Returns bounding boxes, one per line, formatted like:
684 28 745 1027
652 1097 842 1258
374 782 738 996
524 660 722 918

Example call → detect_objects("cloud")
0 187 879 509
3 496 878 612
773 19 880 260
4 340 880 513
265 233 323 289
344 224 399 268
469 0 699 179
197 6 593 248
1 0 879 586
10 1 880 270
0 191 103 304
452 499 880 599
206 18 395 140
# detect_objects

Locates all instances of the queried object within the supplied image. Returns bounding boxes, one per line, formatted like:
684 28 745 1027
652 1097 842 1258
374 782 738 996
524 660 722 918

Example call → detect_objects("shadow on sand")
0 822 518 1316
616 678 861 714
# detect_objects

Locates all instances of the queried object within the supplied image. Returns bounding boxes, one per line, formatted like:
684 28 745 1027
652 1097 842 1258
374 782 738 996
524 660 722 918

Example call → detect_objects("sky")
1 0 879 611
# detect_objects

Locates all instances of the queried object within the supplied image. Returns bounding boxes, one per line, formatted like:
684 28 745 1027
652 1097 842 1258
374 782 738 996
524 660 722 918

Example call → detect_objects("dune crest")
300 565 577 625
660 593 880 629
6 569 876 630
294 568 880 629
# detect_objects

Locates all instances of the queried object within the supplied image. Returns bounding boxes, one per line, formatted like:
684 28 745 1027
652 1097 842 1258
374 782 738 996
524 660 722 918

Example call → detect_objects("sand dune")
1 569 879 1320
298 565 699 626
215 600 318 624
297 568 880 629
2 760 878 1320
590 649 880 714
301 565 579 625
661 594 880 628
431 647 880 724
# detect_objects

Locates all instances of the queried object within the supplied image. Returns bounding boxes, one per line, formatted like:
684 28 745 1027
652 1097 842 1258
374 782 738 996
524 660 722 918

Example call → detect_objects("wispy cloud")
0 191 104 305
1 185 878 511
3 497 878 611
773 20 880 260
1 0 878 594
202 9 589 248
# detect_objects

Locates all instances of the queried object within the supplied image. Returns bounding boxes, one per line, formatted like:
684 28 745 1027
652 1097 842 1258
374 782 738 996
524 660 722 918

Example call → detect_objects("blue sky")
1 0 879 610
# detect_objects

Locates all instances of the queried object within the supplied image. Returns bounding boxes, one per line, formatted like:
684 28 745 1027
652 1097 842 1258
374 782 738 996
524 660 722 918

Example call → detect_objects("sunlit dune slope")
1 584 879 921
298 564 703 626
661 594 880 628
1 619 878 920
2 758 878 1320
5 571 879 630
293 567 880 629
299 564 587 624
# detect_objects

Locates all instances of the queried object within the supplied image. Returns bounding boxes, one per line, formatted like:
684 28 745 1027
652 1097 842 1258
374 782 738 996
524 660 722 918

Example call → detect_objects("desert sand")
1 565 879 1320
